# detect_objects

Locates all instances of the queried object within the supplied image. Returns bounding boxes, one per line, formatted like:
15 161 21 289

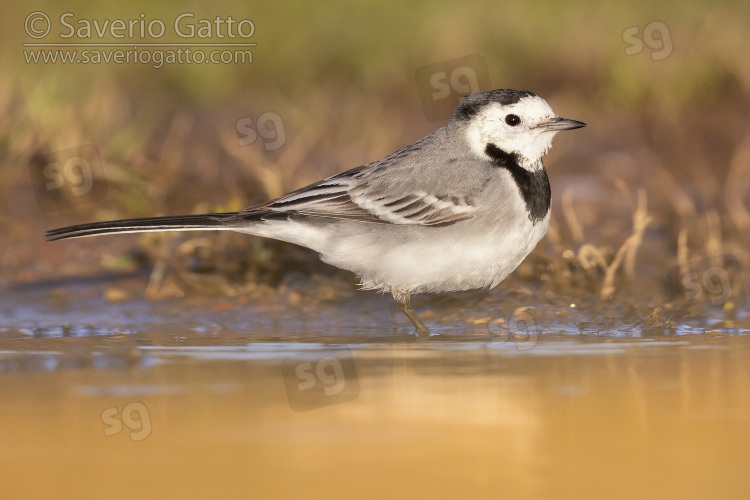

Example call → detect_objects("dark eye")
505 114 521 126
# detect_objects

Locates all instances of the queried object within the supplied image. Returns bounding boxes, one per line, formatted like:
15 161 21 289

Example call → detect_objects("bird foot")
393 290 431 340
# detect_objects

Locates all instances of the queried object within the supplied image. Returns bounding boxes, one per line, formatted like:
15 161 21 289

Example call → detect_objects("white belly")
242 212 549 295
352 215 549 293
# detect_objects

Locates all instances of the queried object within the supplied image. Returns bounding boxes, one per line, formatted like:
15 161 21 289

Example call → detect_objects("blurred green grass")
2 0 749 302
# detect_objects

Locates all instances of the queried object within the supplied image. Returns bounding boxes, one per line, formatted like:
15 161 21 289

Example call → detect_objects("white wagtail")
47 89 585 336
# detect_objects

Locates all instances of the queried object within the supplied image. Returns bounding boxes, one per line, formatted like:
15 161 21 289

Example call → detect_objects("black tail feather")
45 212 243 241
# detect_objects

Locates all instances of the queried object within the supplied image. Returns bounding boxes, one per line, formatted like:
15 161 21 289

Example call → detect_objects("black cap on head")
452 89 537 122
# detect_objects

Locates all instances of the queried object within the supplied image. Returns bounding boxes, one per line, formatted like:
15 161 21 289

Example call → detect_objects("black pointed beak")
541 116 586 131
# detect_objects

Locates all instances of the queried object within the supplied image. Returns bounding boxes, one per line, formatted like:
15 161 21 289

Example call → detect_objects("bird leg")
392 289 430 339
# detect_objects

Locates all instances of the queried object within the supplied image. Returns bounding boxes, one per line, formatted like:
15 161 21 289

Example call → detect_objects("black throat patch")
485 143 550 223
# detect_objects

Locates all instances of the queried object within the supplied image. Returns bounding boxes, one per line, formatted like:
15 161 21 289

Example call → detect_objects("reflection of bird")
47 89 585 337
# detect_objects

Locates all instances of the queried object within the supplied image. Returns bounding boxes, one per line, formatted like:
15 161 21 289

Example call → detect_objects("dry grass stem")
677 228 689 277
561 187 584 244
577 244 608 272
704 210 723 267
599 188 652 300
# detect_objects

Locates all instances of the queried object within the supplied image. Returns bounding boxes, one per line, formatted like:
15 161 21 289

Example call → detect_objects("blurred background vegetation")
2 0 749 310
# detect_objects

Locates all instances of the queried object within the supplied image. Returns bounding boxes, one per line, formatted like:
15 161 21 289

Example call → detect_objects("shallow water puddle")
1 282 748 498
1 303 749 499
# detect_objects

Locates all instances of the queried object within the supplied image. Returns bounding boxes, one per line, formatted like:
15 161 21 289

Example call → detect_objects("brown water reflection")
1 331 749 499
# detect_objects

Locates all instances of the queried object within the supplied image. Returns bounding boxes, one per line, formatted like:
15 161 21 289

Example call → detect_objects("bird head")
452 89 585 169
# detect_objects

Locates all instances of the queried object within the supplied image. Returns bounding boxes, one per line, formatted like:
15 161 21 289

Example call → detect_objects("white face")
464 95 563 168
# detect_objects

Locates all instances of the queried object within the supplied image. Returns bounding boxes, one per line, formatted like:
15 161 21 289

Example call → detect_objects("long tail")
45 212 245 241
